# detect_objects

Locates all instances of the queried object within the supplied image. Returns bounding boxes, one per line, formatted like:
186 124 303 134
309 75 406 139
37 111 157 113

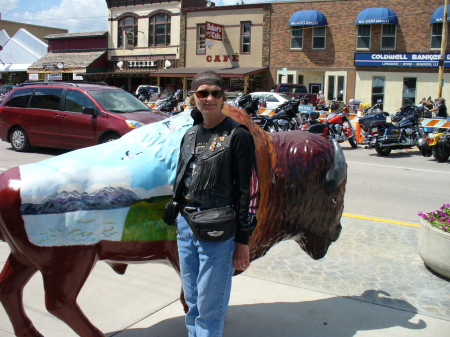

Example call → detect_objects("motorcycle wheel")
432 146 450 162
375 146 391 156
348 136 357 148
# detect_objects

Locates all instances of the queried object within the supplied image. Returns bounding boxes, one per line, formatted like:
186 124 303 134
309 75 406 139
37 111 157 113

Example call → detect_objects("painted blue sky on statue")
19 111 193 246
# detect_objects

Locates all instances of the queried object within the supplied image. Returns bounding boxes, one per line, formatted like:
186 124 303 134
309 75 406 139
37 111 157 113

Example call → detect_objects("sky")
0 0 271 33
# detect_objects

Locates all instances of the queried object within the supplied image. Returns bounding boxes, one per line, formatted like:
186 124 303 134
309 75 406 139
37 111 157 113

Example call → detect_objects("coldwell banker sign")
354 53 450 68
206 22 223 41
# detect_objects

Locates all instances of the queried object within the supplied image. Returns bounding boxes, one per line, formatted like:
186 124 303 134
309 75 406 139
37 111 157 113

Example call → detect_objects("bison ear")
323 139 347 189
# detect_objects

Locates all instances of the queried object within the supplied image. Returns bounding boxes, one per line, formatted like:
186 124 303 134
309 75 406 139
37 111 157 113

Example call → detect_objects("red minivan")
0 82 168 152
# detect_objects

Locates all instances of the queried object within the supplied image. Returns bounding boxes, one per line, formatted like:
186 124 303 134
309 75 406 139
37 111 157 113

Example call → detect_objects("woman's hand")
233 243 250 271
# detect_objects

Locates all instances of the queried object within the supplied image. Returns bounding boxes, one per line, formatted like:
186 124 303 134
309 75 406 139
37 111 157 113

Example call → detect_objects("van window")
4 88 34 107
64 90 95 113
30 88 63 110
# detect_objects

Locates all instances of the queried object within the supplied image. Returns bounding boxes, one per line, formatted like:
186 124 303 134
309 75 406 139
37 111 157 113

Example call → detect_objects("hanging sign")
206 22 223 41
43 62 64 70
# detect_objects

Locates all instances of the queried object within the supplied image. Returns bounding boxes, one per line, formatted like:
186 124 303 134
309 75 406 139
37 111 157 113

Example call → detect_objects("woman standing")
171 70 258 337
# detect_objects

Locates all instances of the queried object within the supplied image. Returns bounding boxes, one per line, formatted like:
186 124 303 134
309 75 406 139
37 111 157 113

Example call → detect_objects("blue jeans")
177 214 236 337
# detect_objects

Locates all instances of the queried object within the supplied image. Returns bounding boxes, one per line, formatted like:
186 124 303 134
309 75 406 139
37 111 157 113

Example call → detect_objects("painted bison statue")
0 104 346 337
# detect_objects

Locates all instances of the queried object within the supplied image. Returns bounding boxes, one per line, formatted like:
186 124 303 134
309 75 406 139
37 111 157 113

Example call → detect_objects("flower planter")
418 219 450 279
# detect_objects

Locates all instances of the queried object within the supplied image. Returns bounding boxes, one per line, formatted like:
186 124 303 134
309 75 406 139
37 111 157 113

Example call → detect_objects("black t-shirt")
437 103 448 118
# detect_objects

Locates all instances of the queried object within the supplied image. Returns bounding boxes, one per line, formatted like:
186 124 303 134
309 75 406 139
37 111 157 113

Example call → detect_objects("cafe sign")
206 22 223 41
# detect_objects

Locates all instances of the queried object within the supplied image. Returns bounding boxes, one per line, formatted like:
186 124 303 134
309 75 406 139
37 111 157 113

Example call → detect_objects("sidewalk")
1 216 449 337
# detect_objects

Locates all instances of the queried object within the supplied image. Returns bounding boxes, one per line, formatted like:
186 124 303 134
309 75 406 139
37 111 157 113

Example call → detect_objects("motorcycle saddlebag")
304 123 325 135
359 113 387 131
383 128 401 141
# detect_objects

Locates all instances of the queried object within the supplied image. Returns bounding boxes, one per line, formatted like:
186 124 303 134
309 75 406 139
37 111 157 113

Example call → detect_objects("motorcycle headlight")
334 124 342 132
125 119 145 129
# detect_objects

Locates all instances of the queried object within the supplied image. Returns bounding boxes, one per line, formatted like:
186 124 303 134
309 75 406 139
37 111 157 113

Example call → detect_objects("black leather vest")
174 117 241 208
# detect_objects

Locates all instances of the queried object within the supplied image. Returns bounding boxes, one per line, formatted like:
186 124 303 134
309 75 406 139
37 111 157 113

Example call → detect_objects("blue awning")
289 10 328 26
356 7 398 25
431 5 450 24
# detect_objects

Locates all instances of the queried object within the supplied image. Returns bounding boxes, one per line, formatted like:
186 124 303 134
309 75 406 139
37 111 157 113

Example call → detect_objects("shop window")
149 13 171 46
327 75 335 100
356 24 371 50
197 24 206 54
278 74 294 83
313 26 326 49
403 78 417 105
30 88 63 110
291 26 303 49
372 77 385 106
381 24 396 50
118 17 138 49
327 75 345 101
431 23 442 49
337 76 345 101
241 22 251 54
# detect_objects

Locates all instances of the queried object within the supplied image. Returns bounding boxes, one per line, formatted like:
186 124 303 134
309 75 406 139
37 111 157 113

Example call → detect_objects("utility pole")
438 0 448 97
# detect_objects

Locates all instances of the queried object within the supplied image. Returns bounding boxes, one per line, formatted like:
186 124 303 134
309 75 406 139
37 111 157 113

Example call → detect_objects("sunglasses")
195 90 224 99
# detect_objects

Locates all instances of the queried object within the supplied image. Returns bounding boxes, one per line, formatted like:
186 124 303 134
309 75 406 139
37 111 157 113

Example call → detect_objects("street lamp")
438 0 448 97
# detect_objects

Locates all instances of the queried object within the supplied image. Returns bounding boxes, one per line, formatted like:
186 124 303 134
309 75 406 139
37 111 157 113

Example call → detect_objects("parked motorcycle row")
358 100 450 162
147 91 449 162
230 94 358 148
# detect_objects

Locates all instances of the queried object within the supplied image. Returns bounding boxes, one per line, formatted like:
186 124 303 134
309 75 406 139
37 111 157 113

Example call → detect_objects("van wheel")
101 133 120 143
10 127 31 152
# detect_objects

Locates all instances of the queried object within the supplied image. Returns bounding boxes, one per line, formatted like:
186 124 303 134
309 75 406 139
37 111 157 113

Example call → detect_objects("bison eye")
332 197 338 204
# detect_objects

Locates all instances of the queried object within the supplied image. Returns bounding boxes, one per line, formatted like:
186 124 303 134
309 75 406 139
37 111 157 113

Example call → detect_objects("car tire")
101 133 120 143
10 127 31 152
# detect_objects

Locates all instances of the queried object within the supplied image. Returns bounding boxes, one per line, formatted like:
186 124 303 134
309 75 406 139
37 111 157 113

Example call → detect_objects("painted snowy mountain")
20 187 140 215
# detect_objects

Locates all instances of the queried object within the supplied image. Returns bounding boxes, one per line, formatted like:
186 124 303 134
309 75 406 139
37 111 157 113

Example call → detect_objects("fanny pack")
163 198 180 227
181 206 236 242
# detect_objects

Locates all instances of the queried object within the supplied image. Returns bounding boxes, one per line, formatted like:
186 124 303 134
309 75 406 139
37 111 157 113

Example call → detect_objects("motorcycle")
154 89 184 115
418 118 450 162
301 103 357 148
231 93 260 117
360 104 424 156
251 99 301 132
362 99 386 116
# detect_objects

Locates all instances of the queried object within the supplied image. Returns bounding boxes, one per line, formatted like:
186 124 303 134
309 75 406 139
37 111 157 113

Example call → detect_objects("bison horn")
323 139 347 189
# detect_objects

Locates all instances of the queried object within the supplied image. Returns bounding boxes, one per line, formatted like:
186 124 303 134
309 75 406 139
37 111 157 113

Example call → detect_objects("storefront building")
270 0 450 113
83 0 210 92
152 3 271 94
28 31 108 82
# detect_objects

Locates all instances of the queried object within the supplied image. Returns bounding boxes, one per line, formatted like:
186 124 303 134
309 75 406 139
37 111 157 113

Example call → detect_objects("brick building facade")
269 0 450 113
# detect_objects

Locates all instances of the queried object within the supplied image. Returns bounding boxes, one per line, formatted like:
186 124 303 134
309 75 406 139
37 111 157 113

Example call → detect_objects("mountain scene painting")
19 111 193 247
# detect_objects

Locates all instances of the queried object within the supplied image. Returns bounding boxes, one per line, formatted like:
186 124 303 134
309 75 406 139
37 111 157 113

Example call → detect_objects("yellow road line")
343 213 420 228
